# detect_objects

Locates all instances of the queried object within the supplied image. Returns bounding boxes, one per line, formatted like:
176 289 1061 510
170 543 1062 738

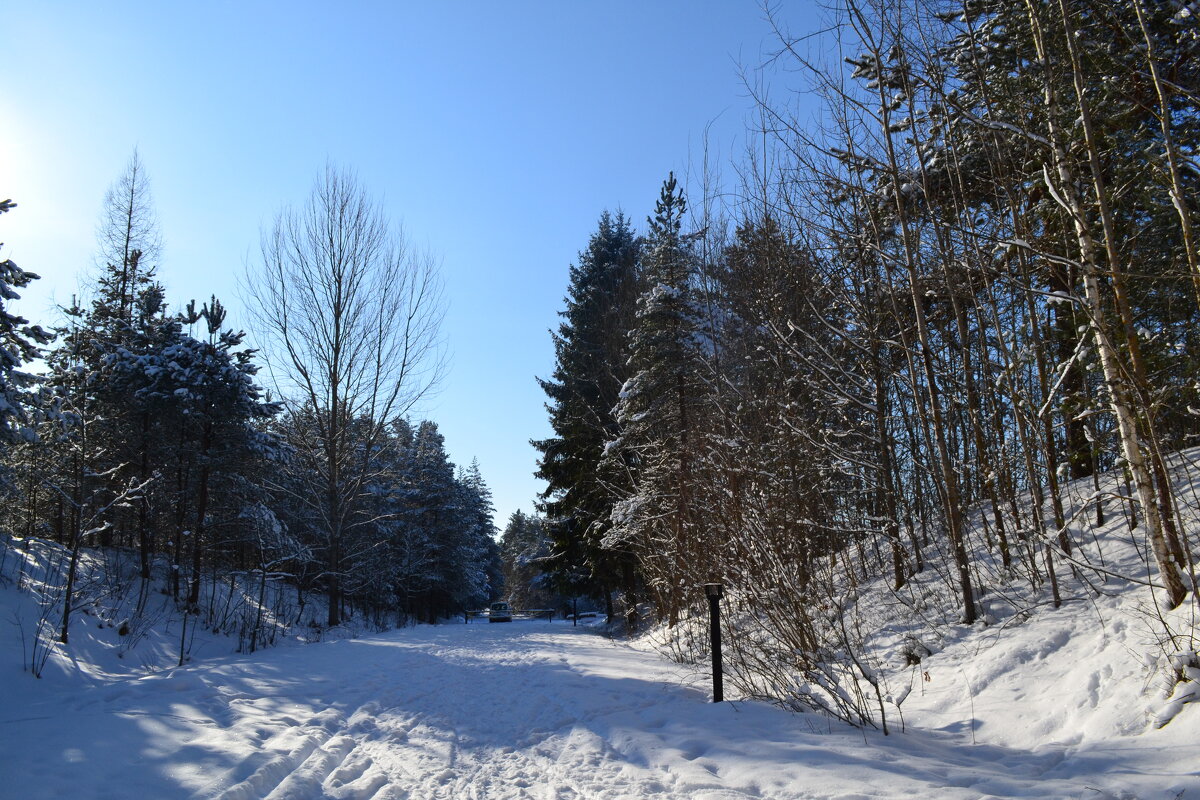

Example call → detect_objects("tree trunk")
1028 0 1187 607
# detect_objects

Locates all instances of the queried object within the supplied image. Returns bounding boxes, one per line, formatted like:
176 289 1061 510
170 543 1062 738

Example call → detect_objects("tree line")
0 158 500 663
531 0 1199 725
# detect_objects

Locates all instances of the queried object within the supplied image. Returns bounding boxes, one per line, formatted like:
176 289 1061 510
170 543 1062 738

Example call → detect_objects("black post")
572 597 578 627
704 583 724 702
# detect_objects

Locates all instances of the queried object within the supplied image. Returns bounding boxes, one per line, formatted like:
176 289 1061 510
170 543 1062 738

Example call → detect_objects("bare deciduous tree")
95 149 161 322
246 165 445 626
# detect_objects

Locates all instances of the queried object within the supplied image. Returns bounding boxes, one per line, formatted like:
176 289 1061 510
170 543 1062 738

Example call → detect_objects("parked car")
488 601 513 622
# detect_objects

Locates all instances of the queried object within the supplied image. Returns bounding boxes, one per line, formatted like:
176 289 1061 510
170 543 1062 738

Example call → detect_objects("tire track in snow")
191 626 684 799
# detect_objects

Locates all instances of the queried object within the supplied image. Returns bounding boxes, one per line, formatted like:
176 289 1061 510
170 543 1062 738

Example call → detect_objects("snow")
0 605 1195 799
2 456 1199 798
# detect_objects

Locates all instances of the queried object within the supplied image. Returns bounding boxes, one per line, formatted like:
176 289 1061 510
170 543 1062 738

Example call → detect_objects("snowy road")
2 619 1191 799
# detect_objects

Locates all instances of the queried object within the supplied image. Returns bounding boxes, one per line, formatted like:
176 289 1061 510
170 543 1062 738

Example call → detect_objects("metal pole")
709 593 723 702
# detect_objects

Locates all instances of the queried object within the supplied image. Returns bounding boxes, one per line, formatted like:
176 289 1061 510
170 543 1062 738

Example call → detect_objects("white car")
488 602 513 622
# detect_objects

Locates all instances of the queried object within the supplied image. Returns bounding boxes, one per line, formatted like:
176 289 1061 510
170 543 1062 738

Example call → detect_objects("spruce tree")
500 510 559 611
456 459 501 608
405 420 462 620
534 210 642 620
603 174 710 624
0 199 51 446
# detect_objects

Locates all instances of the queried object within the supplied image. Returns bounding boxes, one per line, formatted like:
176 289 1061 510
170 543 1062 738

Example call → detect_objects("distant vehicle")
488 601 513 623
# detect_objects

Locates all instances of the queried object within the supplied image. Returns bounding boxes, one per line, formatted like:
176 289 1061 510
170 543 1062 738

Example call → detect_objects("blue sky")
3 2 823 530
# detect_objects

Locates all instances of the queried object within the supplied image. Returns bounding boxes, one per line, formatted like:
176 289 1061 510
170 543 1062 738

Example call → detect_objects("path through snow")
1 619 1191 799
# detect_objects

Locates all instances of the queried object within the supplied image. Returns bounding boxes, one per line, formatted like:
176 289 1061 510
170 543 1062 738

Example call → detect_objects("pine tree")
41 154 167 556
708 216 858 588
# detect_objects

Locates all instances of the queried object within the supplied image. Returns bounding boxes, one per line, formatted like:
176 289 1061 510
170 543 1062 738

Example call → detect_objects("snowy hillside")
633 449 1200 796
862 449 1200 745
